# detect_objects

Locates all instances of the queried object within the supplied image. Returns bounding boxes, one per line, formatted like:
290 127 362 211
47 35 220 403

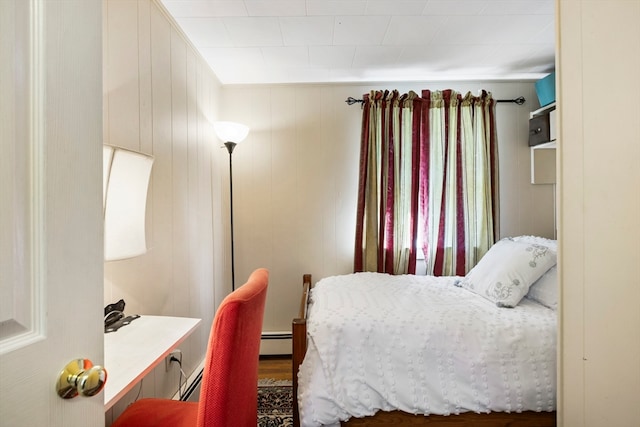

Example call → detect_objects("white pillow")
512 235 557 251
526 265 558 310
457 238 557 308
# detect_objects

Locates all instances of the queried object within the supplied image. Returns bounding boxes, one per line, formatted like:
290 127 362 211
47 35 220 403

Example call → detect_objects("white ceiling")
160 0 556 85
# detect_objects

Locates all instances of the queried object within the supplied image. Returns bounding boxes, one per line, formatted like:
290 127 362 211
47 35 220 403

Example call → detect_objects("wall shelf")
531 141 556 184
529 102 557 185
530 101 556 119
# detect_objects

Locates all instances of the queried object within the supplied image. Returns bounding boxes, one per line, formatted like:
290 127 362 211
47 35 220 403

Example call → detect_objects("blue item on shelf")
535 72 556 107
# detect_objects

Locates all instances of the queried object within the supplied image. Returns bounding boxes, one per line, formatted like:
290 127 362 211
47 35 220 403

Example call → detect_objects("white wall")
219 81 556 354
103 0 225 423
558 1 640 426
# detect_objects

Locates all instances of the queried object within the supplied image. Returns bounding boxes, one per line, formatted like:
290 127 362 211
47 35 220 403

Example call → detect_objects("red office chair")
111 268 269 427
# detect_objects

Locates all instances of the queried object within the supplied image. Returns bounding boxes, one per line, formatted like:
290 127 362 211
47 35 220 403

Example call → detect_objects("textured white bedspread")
297 272 556 427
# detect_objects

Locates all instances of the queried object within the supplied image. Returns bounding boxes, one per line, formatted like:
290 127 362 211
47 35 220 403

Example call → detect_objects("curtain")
354 89 499 276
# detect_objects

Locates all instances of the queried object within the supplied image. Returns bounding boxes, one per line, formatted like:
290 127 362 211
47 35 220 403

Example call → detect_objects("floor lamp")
214 121 250 291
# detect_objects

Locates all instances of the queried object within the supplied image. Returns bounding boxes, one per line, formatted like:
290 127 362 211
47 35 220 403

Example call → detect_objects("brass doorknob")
56 359 107 399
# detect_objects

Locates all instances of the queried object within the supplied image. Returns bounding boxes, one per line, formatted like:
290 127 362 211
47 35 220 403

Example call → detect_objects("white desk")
104 315 201 411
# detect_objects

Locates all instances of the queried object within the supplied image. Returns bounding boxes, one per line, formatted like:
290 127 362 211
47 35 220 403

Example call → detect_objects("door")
0 1 104 426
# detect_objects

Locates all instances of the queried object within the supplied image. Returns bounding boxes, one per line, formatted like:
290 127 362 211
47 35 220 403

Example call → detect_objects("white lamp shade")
213 121 249 143
103 145 154 261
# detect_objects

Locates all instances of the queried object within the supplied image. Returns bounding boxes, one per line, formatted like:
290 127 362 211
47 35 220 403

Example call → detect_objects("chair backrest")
196 268 269 427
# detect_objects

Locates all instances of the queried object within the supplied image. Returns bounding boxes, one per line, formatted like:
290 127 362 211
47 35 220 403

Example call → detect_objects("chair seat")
111 398 198 427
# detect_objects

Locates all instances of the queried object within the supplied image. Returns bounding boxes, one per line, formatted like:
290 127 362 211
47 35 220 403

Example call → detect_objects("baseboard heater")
261 331 292 340
172 331 291 402
174 359 205 402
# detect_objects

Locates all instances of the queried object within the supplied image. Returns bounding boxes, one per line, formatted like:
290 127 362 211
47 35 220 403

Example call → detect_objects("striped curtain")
354 89 499 276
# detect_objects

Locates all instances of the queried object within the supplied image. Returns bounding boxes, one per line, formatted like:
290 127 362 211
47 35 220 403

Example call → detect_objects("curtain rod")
345 96 526 106
496 96 526 105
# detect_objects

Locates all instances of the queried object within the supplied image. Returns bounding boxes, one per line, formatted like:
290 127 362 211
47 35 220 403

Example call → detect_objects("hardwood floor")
258 355 292 381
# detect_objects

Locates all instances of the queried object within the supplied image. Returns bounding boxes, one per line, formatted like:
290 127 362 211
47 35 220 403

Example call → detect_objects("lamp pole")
224 141 237 291
214 120 248 292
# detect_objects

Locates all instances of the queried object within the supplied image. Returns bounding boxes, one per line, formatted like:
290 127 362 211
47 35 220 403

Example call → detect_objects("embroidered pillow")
457 238 557 308
512 235 557 251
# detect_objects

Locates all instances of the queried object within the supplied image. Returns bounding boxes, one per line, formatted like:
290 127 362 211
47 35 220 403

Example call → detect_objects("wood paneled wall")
558 1 640 425
103 0 224 423
219 82 556 354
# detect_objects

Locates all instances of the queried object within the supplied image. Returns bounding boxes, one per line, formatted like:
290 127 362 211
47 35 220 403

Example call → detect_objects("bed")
292 236 558 427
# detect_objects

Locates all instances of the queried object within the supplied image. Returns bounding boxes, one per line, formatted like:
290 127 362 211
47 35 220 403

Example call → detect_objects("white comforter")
297 272 556 427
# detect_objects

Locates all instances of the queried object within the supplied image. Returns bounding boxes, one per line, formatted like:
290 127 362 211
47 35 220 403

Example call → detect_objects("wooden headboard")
291 274 311 427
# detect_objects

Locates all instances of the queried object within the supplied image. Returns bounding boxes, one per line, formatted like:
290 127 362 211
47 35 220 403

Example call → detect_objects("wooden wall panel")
147 0 173 316
104 0 140 152
170 28 190 318
195 67 219 360
558 2 640 426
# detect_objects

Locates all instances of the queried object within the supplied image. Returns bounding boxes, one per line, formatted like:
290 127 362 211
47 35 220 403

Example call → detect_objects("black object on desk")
104 299 140 333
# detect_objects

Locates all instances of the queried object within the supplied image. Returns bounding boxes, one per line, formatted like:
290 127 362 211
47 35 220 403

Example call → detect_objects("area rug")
258 379 293 427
